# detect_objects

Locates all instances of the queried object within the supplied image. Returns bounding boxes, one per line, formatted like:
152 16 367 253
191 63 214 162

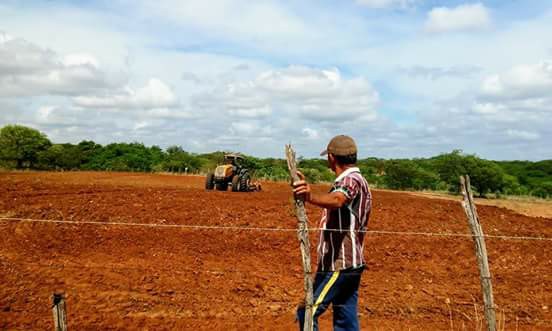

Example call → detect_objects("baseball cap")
320 135 357 156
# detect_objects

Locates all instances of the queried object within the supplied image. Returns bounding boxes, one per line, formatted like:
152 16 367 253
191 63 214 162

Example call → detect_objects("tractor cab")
215 153 243 179
205 153 251 192
224 153 243 167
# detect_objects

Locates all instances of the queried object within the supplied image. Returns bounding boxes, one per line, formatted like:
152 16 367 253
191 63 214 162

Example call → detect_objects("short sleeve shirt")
317 167 372 271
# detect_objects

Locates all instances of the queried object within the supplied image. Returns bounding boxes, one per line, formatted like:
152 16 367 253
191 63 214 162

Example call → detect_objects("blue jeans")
296 265 365 331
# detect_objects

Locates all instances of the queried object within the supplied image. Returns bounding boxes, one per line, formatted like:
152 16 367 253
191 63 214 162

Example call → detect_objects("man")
293 135 372 331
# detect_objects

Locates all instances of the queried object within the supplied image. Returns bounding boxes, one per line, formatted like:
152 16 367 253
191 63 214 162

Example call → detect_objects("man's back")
318 167 372 272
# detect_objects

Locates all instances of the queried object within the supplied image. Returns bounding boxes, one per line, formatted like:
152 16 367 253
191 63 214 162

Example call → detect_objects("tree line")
1 124 551 198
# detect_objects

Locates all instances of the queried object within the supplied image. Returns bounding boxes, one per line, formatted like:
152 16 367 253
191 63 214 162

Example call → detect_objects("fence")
1 217 550 241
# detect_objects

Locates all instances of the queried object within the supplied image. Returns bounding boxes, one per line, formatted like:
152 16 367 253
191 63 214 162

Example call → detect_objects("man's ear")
328 153 336 170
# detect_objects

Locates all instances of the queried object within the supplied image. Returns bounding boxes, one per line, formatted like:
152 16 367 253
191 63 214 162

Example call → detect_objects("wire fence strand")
1 217 551 241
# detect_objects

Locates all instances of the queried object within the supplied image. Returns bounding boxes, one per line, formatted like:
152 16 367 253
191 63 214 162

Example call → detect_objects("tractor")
205 153 255 192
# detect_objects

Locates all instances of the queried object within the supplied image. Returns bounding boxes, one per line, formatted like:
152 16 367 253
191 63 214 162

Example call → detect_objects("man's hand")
292 170 311 202
292 171 349 209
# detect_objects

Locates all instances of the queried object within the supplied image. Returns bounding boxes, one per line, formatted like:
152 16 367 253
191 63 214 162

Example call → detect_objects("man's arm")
308 191 348 209
292 171 348 209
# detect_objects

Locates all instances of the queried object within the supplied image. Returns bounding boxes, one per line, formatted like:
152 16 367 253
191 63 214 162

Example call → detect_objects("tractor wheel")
239 173 251 192
216 182 228 191
205 173 215 190
231 175 240 192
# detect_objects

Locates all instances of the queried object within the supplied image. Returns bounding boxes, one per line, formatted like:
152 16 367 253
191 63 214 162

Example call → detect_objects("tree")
384 160 439 190
39 144 83 170
38 144 65 170
384 160 414 189
502 174 523 195
468 157 506 197
0 125 51 169
78 140 103 168
163 146 202 172
432 150 469 192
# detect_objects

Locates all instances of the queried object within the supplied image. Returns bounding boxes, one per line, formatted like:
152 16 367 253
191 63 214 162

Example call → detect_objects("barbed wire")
1 217 551 241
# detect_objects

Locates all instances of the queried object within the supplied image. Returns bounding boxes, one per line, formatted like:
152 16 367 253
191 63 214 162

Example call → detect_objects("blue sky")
1 0 551 160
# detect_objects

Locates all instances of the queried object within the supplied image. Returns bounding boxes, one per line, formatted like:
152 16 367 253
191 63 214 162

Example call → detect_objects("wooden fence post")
52 293 67 331
460 175 497 331
285 144 314 331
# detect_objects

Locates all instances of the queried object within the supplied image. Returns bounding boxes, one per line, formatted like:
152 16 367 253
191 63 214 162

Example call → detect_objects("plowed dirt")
0 172 550 330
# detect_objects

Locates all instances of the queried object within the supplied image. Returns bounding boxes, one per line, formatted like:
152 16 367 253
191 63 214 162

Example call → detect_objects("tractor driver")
224 155 238 173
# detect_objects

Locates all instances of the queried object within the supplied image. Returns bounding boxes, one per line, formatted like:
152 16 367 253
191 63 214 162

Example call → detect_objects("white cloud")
228 105 272 118
481 61 552 100
0 31 14 43
0 35 120 97
146 108 195 119
425 3 491 33
230 122 258 136
133 121 149 131
348 8 552 102
127 0 318 51
258 66 379 121
257 66 340 96
355 0 417 9
0 36 57 75
471 60 552 126
302 127 320 140
473 102 504 114
400 65 481 80
0 6 130 71
37 106 56 122
193 66 379 121
73 78 178 109
417 59 551 156
181 72 202 84
31 102 87 126
507 129 540 141
62 53 100 68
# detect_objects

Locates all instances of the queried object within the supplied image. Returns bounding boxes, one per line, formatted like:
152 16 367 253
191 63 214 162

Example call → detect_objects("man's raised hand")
292 170 311 202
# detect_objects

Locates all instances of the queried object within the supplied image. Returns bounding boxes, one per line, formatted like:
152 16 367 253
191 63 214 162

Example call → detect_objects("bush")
532 182 552 198
384 160 439 190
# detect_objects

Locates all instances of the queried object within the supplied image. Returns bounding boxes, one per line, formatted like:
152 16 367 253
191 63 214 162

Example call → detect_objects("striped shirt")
317 167 372 271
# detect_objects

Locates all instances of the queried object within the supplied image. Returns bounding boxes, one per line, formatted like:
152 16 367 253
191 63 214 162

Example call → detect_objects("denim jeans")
296 265 365 331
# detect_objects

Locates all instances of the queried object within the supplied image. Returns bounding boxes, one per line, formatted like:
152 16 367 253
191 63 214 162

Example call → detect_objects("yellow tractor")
205 153 253 192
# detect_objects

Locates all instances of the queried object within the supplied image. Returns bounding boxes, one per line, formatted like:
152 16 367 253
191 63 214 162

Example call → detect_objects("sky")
0 0 551 160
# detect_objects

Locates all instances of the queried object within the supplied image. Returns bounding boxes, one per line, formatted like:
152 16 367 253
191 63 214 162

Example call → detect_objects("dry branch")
285 144 314 331
52 293 67 331
460 175 497 331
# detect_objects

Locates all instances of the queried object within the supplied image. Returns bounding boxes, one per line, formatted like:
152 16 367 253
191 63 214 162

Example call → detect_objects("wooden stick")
285 144 314 331
52 293 68 331
460 175 497 331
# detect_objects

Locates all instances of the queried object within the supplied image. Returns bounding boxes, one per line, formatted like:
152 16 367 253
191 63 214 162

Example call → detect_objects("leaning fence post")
52 293 67 331
285 144 314 331
460 175 497 331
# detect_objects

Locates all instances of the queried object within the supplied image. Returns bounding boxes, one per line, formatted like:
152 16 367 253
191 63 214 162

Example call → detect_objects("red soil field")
0 171 551 330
